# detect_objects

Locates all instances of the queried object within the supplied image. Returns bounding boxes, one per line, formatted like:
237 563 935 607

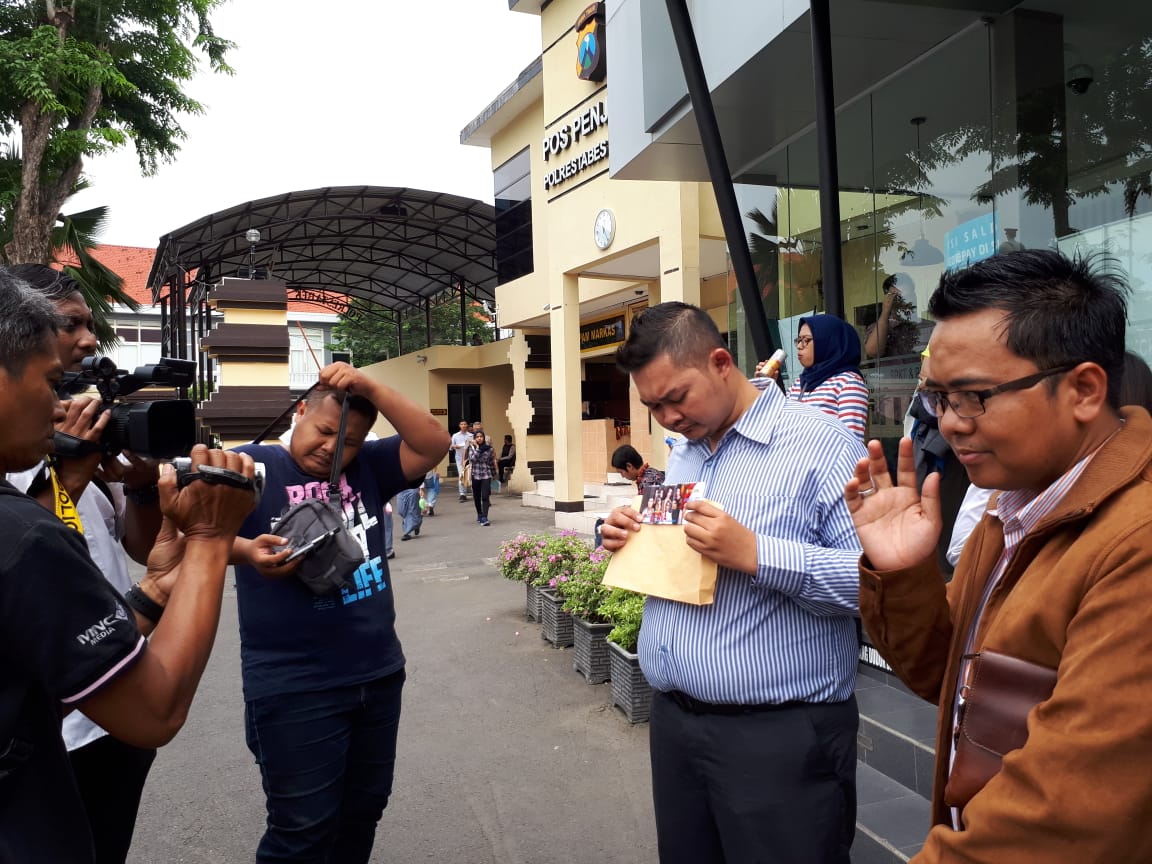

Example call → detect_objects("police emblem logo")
576 2 607 82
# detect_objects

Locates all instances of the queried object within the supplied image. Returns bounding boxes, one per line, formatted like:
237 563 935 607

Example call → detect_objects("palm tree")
1 141 137 350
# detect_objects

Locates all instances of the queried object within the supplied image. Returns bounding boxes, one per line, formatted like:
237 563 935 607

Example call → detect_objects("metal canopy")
146 186 497 318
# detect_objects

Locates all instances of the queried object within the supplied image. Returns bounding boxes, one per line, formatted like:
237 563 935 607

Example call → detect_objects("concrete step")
852 664 936 862
854 762 930 863
855 666 938 799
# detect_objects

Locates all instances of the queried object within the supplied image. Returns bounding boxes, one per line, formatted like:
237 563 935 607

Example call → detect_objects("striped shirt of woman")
786 370 869 440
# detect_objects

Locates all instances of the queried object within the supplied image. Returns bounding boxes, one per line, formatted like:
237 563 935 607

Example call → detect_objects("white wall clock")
594 208 616 250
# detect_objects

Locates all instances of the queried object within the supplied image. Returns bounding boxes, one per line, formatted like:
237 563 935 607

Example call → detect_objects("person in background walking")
468 431 496 526
450 420 471 502
423 467 439 516
397 484 423 542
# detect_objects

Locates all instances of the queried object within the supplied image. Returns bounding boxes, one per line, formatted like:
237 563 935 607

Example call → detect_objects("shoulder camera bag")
253 387 366 595
944 650 1058 811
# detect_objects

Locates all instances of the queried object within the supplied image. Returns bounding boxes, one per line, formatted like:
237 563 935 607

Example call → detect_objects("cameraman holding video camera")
0 267 258 864
3 264 168 864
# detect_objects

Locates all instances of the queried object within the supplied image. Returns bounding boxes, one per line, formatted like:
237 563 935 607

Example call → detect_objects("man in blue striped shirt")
602 302 866 864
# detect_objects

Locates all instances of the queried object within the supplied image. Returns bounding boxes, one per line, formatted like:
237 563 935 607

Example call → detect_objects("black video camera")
54 356 198 459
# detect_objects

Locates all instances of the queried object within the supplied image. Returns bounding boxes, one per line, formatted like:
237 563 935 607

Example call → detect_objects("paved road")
128 490 658 863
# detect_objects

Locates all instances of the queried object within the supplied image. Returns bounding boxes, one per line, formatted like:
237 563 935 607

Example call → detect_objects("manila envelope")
602 497 719 605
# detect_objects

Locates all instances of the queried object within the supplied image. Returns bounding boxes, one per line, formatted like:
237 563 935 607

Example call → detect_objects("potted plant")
558 545 614 684
498 533 546 620
537 532 588 648
599 588 653 723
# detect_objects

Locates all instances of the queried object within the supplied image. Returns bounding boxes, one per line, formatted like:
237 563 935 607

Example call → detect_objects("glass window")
494 147 534 285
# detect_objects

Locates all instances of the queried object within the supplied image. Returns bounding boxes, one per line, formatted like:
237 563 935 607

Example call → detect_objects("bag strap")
250 383 320 446
327 397 350 506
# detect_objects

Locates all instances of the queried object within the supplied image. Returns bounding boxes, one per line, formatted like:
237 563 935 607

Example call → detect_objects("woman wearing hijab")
757 314 869 440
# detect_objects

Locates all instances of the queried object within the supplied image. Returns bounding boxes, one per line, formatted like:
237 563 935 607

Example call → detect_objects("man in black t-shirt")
0 269 258 863
229 362 450 864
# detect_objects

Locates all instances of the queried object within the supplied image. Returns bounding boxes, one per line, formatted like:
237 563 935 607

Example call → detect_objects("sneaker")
480 518 491 526
401 533 412 542
413 527 420 537
386 551 396 560
427 507 435 517
459 495 467 502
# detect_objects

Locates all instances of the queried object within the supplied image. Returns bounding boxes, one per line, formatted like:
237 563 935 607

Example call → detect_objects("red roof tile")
54 245 339 316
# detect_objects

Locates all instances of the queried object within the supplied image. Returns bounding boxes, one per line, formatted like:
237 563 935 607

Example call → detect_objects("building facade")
608 0 1152 434
461 0 732 525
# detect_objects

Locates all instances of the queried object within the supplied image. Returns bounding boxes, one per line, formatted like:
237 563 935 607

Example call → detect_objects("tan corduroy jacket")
860 407 1152 863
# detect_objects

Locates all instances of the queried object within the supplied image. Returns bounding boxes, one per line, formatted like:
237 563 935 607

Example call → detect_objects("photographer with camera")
0 269 259 863
229 361 449 864
3 264 173 864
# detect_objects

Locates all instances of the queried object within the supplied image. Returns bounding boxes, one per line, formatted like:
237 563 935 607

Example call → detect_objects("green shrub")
496 533 539 582
496 531 593 587
557 544 612 622
599 588 645 653
535 531 592 588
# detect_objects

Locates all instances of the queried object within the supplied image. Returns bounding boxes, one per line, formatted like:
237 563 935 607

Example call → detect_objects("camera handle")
176 464 260 493
51 431 104 458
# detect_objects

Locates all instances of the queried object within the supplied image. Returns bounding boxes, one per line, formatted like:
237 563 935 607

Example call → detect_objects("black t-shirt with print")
0 480 144 864
232 439 413 701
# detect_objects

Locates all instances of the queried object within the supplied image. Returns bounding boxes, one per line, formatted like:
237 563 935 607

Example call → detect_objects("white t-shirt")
451 430 472 463
7 466 130 751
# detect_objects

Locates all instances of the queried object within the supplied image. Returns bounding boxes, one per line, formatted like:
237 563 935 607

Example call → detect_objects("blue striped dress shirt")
638 383 867 705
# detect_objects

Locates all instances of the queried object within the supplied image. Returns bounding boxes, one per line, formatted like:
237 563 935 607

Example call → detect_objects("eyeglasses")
794 336 813 348
921 364 1078 420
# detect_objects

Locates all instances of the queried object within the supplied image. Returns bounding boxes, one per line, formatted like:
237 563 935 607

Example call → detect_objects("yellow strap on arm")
49 465 84 535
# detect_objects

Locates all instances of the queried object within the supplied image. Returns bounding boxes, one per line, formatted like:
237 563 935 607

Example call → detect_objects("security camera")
1066 63 1094 95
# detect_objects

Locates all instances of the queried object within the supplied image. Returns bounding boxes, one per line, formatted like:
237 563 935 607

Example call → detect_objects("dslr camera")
55 355 198 460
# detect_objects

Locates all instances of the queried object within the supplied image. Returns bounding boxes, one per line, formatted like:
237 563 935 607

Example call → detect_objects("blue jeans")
382 503 393 556
397 488 423 536
244 670 406 864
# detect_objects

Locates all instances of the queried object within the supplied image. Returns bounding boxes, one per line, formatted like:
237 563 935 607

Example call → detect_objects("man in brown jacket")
846 249 1152 861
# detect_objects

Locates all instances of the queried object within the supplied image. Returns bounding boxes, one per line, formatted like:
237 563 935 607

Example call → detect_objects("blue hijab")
796 314 863 392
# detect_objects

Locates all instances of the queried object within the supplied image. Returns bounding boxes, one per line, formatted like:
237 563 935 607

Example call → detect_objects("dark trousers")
497 459 514 482
649 691 858 864
68 734 157 864
245 670 406 864
471 477 491 519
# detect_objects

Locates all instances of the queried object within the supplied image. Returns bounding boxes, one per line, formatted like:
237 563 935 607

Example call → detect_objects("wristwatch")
124 584 165 623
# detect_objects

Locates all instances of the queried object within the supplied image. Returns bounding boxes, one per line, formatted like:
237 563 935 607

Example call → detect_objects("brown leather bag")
944 650 1058 810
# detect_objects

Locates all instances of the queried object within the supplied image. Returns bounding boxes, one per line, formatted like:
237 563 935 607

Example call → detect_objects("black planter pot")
525 581 545 622
572 616 614 684
539 588 574 648
608 640 653 724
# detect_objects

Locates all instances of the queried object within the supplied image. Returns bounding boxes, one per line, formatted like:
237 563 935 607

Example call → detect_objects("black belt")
663 690 804 716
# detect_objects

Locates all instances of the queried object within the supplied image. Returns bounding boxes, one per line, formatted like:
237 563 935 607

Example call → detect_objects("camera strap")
41 459 83 535
250 383 320 447
327 398 350 507
249 383 350 506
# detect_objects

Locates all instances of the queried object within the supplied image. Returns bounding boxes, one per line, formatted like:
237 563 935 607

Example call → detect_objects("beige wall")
475 0 728 511
217 361 285 388
541 0 604 123
360 349 514 477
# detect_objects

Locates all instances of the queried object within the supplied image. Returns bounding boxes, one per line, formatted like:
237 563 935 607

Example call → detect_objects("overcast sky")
68 1 541 247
